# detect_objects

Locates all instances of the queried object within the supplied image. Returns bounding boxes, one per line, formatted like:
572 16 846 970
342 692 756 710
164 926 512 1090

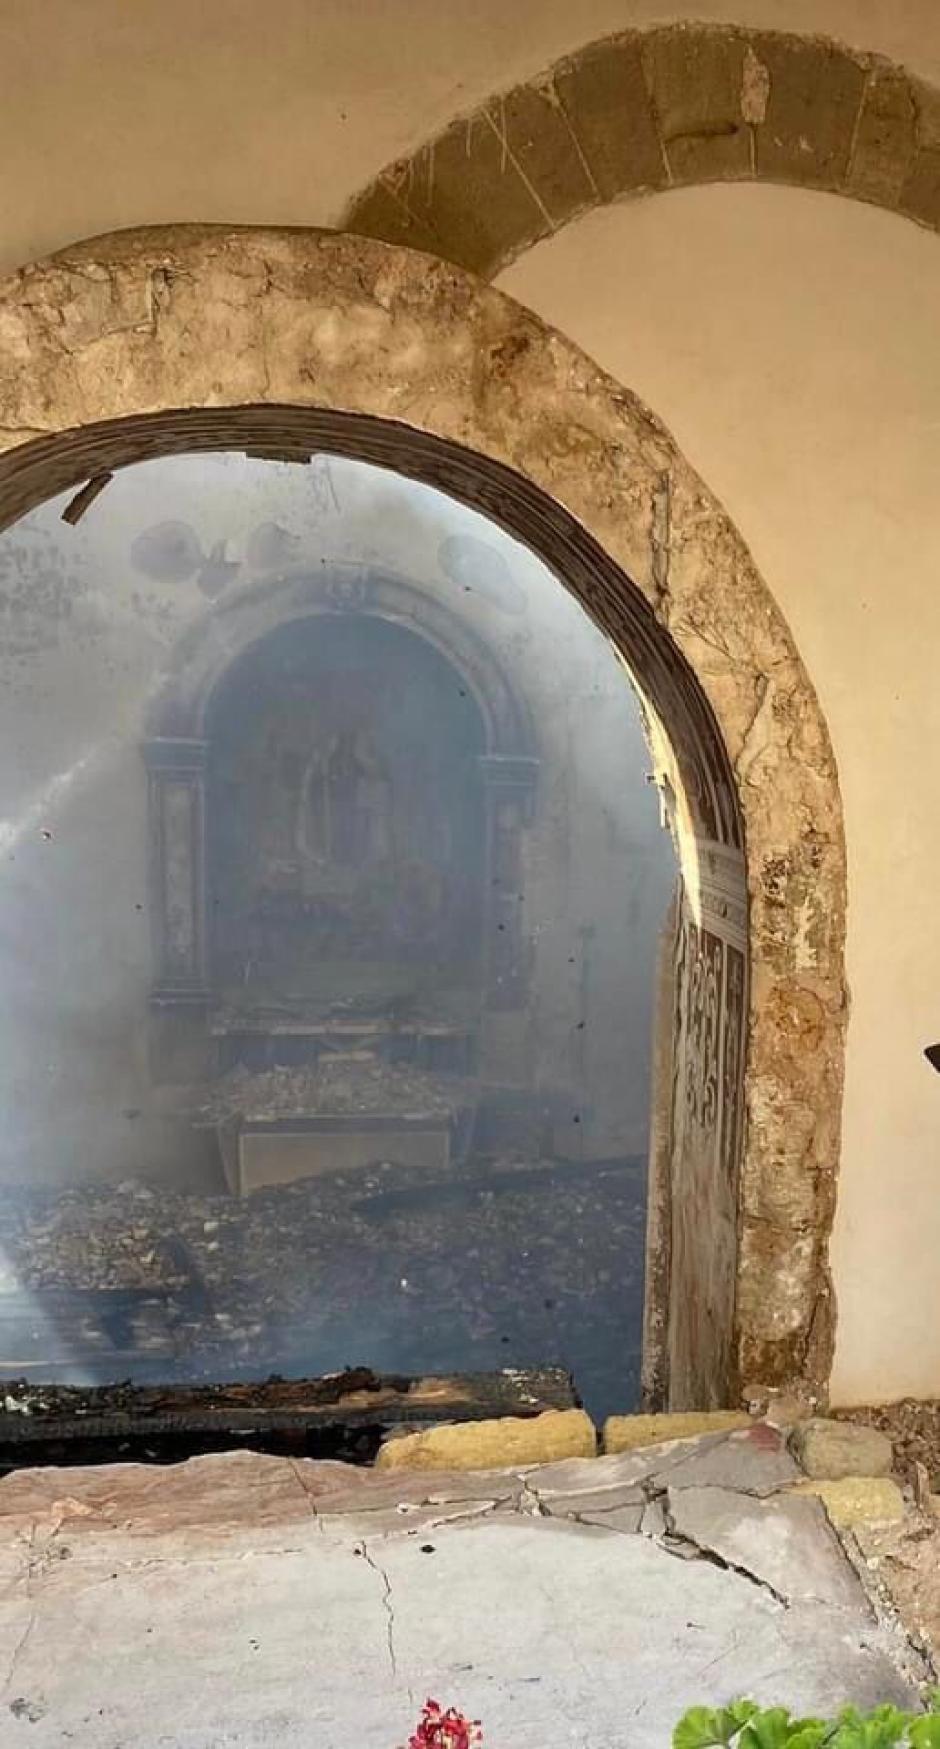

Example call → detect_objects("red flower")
407 1697 482 1749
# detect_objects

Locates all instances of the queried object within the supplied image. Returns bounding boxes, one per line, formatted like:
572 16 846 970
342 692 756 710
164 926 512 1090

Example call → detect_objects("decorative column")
143 737 210 1002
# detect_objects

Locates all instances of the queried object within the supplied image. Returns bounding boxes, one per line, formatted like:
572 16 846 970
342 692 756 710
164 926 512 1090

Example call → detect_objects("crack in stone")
0 1607 38 1699
674 615 751 670
480 105 555 229
570 1511 641 1537
358 1539 398 1680
659 1495 790 1609
650 471 672 611
514 1474 549 1517
1 1526 38 1697
735 672 775 784
844 65 874 188
286 1458 320 1525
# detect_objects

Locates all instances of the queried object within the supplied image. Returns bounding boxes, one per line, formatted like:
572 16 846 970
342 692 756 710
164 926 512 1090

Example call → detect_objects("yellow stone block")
792 1475 906 1527
375 1409 596 1472
603 1411 751 1454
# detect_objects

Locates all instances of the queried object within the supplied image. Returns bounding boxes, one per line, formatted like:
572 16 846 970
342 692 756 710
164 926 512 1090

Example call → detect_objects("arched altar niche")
143 564 537 1085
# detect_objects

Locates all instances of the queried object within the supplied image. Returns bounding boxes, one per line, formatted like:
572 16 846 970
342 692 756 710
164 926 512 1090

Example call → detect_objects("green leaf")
909 1717 940 1749
827 1724 866 1749
740 1708 802 1749
725 1705 761 1734
829 1706 912 1749
863 1705 910 1749
785 1723 830 1749
674 1707 727 1749
706 1703 761 1745
674 1698 929 1749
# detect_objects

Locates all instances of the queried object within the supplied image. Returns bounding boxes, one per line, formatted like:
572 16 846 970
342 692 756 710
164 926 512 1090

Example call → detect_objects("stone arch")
344 22 940 279
0 224 845 1405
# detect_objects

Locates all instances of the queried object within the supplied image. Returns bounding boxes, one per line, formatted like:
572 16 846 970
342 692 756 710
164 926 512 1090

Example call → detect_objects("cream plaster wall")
4 0 940 274
500 183 940 1405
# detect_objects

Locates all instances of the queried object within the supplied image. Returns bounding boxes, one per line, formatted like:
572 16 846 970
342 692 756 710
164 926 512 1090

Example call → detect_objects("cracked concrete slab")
576 1502 646 1533
539 1486 646 1521
0 1448 920 1746
517 1432 734 1496
656 1422 801 1496
665 1485 866 1611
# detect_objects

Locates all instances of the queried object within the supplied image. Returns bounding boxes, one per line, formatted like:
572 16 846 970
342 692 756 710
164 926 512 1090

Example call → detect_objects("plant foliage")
674 1696 940 1749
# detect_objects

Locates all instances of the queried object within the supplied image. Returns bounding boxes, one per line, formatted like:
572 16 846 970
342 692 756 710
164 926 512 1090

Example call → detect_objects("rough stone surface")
793 1476 907 1528
854 1509 940 1669
759 1391 817 1427
792 1418 895 1480
0 224 848 1401
604 1410 751 1452
376 1409 596 1472
0 1443 922 1745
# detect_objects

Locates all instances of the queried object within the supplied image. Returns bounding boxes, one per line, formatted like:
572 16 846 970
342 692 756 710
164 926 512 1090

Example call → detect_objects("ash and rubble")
0 1152 646 1422
196 1056 469 1122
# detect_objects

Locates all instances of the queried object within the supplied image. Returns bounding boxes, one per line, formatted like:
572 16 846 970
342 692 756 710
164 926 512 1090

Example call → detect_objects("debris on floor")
0 1156 646 1420
197 1057 470 1121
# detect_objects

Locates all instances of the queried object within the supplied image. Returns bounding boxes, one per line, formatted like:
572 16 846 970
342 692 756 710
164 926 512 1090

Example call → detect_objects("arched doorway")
0 446 676 1415
0 224 846 1407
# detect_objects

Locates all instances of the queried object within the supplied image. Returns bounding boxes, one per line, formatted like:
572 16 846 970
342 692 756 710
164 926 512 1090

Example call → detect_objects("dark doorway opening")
0 438 688 1451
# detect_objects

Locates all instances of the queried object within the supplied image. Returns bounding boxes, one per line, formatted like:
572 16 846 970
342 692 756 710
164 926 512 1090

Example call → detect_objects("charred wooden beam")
0 1367 578 1469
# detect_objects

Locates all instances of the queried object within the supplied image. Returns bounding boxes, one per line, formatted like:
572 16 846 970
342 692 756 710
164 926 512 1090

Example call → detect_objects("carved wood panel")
661 843 747 1409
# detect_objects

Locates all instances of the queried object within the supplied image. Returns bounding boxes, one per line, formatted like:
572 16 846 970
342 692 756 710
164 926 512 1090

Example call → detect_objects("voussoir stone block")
642 26 751 184
392 111 553 278
749 33 867 189
847 65 918 207
790 1418 894 1480
898 81 940 229
375 1408 596 1472
553 34 665 203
